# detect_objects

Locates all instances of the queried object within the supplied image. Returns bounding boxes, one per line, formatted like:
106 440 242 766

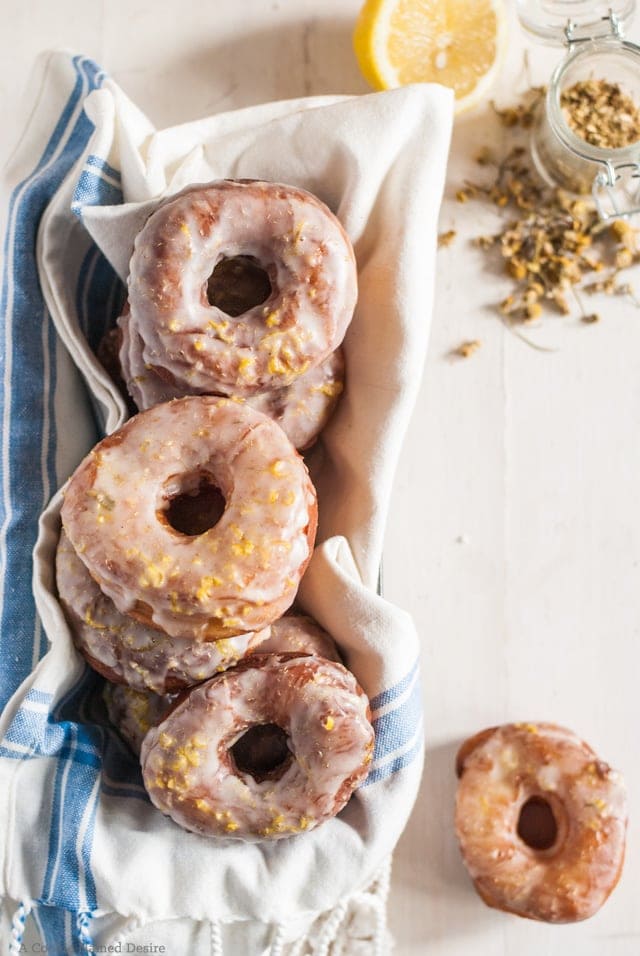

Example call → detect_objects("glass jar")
517 1 635 43
517 2 640 218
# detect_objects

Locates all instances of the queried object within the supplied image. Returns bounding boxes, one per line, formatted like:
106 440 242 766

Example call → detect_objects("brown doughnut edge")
76 646 192 695
455 725 500 778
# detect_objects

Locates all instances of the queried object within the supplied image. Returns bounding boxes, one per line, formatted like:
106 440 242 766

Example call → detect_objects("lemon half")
354 0 508 113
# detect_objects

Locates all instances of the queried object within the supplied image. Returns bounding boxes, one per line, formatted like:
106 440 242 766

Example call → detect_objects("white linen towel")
0 52 452 954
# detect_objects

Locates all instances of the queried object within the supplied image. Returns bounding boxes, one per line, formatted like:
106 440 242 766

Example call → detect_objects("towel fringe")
312 899 350 956
6 857 392 954
280 856 393 956
9 899 33 955
209 917 223 956
269 922 287 956
286 934 307 956
76 909 95 952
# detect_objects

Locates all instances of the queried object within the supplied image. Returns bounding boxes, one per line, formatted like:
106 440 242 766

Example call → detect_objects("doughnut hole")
206 255 272 317
517 795 560 852
230 723 292 783
160 473 226 536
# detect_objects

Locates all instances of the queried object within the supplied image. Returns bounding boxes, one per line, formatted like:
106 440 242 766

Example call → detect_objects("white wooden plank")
385 7 640 953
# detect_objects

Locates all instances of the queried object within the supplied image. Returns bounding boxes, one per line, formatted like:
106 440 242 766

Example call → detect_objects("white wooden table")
2 2 639 953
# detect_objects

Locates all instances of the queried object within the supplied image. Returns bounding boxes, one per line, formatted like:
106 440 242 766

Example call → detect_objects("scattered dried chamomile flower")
455 86 640 337
438 230 457 248
474 146 494 166
452 340 482 359
491 86 546 130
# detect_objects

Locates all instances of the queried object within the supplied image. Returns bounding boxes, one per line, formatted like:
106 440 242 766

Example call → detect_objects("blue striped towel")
0 52 452 953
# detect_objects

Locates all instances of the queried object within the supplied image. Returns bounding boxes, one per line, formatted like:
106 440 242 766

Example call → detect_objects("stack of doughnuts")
100 616 372 841
58 180 375 841
113 179 356 450
101 615 342 755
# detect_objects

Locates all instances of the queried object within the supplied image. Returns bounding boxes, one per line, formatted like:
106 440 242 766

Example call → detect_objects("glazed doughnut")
119 310 344 450
455 722 627 923
125 180 357 397
242 348 344 450
103 682 177 755
140 653 374 841
255 614 341 662
56 529 270 692
61 396 317 641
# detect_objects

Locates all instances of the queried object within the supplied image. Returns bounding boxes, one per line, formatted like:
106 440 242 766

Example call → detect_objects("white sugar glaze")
61 396 317 640
119 311 344 450
258 613 341 661
141 653 374 841
103 683 177 755
56 529 270 692
126 180 357 396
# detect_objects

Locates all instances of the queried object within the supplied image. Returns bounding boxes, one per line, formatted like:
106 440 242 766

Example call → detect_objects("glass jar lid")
516 0 636 44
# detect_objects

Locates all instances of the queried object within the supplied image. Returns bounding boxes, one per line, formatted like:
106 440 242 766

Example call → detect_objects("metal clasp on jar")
564 10 624 46
593 160 640 219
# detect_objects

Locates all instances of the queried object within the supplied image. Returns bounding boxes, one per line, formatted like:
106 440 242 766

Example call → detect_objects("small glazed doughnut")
119 310 344 450
125 180 357 397
255 614 341 662
455 722 627 923
103 683 177 755
61 396 317 641
56 529 270 693
140 653 374 841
